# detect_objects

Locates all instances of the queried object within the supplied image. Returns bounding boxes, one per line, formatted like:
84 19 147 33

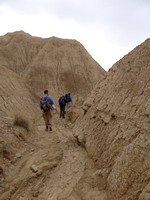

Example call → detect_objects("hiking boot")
49 126 52 131
45 126 48 131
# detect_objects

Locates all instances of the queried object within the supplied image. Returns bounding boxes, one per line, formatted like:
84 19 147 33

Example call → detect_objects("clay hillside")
0 31 105 104
0 65 39 119
74 38 150 200
0 31 106 200
0 29 150 200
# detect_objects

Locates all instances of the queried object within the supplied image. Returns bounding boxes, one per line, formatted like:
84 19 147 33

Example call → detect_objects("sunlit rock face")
74 39 150 200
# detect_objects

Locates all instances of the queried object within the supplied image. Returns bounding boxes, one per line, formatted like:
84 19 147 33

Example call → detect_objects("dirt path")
37 124 87 199
0 115 108 200
37 121 108 200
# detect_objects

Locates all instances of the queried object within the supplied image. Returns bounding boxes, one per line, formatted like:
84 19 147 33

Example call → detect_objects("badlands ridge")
0 31 150 200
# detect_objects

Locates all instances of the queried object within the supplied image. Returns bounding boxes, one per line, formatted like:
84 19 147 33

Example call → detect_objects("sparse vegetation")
14 113 30 132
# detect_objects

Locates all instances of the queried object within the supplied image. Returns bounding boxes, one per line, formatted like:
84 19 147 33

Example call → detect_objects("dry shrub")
14 112 30 132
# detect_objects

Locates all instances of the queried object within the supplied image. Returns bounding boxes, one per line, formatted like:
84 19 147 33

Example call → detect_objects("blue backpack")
65 94 70 103
59 97 65 106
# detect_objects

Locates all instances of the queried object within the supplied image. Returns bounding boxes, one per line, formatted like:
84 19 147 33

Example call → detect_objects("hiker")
58 96 66 118
68 93 73 104
65 93 73 109
40 90 55 131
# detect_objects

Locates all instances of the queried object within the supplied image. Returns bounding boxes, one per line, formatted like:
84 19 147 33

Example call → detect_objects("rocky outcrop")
74 38 150 200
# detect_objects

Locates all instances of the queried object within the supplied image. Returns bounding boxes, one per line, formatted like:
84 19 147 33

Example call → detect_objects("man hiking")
58 96 66 118
65 93 73 110
68 93 73 104
40 90 55 131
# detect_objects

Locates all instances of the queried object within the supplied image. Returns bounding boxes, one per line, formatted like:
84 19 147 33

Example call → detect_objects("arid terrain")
0 31 105 105
0 31 150 200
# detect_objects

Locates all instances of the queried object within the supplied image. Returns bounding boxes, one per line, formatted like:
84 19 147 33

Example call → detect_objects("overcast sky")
0 0 150 71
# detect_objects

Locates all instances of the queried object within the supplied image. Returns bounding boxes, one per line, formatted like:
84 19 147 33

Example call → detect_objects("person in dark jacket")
58 96 66 118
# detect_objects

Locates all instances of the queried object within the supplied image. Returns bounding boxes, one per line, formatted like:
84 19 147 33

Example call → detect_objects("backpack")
40 96 52 111
65 94 70 103
59 97 65 106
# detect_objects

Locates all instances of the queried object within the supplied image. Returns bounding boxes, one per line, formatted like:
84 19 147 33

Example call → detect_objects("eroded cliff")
74 38 150 200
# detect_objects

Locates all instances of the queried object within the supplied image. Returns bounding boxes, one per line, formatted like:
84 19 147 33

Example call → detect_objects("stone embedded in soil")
30 165 38 173
16 153 22 158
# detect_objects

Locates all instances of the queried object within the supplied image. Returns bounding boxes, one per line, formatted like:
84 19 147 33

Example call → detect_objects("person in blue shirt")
68 93 73 104
65 93 73 110
40 90 55 131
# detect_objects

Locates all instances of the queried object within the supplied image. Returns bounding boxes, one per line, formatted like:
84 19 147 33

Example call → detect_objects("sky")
0 0 150 71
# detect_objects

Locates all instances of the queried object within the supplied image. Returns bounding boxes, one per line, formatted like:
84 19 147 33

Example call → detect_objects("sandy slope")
0 110 109 200
73 38 150 200
1 31 150 200
0 31 105 105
